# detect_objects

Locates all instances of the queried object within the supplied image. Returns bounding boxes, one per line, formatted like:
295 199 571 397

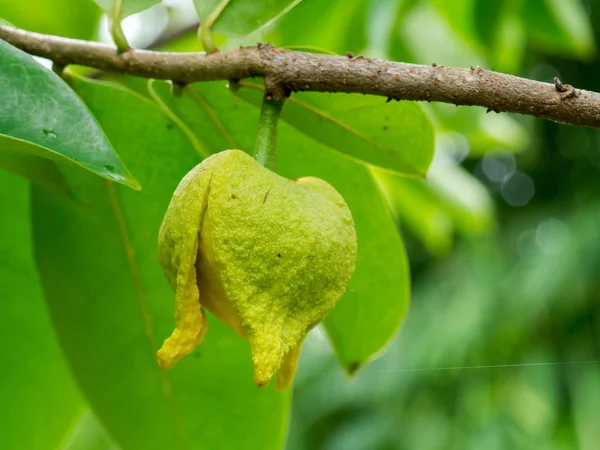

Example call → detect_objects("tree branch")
2 25 600 128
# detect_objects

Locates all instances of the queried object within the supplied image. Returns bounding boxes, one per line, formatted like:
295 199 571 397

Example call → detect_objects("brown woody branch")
2 25 600 128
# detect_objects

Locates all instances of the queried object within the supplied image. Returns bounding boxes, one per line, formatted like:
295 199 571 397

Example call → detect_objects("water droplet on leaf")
42 129 57 139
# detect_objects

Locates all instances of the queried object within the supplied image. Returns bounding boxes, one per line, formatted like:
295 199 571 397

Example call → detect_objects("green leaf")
236 83 435 177
0 135 70 195
398 3 485 68
474 0 504 48
375 170 455 256
0 170 83 450
193 0 302 37
0 41 140 190
32 78 290 450
61 410 120 450
0 0 101 39
430 0 481 49
266 0 369 55
0 175 117 449
474 0 525 73
374 164 494 255
490 14 525 74
374 160 494 255
432 105 529 156
523 0 595 59
427 160 495 236
149 80 410 373
93 0 160 18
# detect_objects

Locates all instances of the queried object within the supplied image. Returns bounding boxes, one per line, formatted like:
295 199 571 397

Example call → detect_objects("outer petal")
156 152 228 369
208 151 357 387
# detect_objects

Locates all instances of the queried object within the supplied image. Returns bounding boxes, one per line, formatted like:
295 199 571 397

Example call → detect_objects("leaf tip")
130 178 143 191
108 170 142 191
346 361 362 376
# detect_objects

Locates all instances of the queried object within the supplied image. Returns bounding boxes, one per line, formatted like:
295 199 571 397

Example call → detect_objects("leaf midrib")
106 180 188 450
185 87 239 150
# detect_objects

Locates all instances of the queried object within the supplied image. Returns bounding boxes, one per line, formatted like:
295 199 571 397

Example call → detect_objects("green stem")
51 62 66 77
51 62 75 88
253 95 284 171
110 0 130 53
198 0 231 54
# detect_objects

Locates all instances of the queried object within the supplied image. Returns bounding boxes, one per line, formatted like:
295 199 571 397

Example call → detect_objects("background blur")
3 0 600 448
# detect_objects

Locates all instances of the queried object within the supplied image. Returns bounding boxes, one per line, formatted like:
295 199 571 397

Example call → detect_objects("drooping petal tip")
157 308 208 369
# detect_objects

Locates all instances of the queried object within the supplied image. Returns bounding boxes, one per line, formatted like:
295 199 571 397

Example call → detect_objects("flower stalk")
253 94 284 172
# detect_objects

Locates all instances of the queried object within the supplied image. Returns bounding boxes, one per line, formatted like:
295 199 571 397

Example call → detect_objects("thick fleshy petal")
156 152 227 368
208 151 357 387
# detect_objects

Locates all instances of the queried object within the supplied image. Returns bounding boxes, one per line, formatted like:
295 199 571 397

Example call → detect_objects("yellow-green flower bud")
157 150 357 389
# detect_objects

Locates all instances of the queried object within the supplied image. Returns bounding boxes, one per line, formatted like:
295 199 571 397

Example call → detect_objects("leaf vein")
106 180 188 450
186 87 239 149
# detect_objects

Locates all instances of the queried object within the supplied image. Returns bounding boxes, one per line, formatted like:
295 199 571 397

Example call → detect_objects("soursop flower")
157 150 357 390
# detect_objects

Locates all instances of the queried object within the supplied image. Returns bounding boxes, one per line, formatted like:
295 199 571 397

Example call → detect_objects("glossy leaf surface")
93 0 161 18
0 41 139 189
193 0 301 37
0 170 83 450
